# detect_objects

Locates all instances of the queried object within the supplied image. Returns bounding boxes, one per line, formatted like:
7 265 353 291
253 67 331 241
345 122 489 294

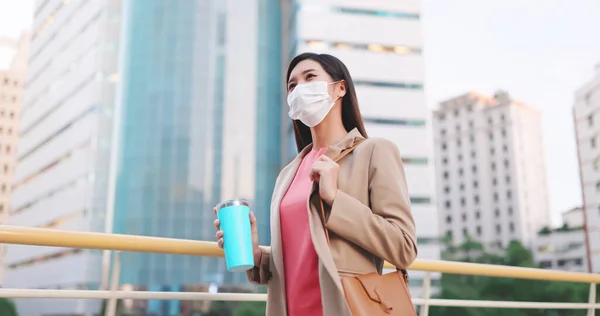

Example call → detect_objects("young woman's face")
287 59 335 95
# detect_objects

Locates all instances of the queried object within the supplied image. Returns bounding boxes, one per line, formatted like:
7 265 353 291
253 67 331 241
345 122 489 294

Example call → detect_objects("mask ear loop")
329 80 344 102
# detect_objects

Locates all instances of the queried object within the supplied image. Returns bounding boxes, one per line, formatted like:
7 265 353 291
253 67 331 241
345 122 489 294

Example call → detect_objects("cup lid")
215 198 249 210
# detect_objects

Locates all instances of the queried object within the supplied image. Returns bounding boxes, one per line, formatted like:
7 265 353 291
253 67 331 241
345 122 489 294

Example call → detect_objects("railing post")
419 272 431 316
105 251 121 316
588 283 597 316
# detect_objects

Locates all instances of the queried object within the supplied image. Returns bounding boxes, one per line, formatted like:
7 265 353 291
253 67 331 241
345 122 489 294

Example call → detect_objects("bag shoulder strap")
316 139 406 275
317 139 365 245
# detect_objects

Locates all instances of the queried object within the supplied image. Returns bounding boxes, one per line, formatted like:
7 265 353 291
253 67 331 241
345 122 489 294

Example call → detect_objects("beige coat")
246 128 418 316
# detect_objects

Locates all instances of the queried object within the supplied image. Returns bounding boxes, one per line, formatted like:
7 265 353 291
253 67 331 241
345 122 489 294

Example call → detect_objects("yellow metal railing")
0 225 598 316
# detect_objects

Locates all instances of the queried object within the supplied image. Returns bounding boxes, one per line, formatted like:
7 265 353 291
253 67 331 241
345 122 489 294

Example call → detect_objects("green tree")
0 298 18 316
430 239 596 316
233 301 266 316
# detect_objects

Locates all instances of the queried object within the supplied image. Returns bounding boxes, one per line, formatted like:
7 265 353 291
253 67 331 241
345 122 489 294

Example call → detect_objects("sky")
1 0 598 225
422 0 600 224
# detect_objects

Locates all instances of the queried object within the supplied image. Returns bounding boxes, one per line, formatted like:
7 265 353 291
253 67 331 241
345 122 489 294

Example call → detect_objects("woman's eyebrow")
288 69 318 84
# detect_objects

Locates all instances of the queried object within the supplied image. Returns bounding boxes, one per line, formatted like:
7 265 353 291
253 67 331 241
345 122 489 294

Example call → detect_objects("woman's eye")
306 73 316 80
288 84 296 91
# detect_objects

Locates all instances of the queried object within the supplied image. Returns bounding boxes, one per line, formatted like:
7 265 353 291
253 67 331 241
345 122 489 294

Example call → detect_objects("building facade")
290 0 440 296
5 0 284 315
434 91 550 250
0 32 29 286
533 207 588 272
574 63 600 273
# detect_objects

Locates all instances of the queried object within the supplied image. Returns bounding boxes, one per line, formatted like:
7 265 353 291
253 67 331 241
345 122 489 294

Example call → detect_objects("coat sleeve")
246 246 272 285
325 139 418 268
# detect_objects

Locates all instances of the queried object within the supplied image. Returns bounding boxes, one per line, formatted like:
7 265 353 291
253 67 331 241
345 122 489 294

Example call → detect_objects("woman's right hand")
213 208 262 267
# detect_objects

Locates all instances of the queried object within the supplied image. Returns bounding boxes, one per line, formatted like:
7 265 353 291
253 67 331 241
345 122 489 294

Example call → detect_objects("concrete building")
5 0 284 315
0 32 29 286
289 0 440 296
434 91 550 250
574 63 600 273
533 207 588 272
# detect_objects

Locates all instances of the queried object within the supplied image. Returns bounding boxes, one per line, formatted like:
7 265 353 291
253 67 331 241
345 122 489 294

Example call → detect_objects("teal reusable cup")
215 198 254 272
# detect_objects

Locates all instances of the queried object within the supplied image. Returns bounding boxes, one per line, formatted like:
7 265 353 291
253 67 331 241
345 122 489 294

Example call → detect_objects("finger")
217 238 224 248
213 207 217 215
215 230 224 239
318 155 334 162
213 219 220 230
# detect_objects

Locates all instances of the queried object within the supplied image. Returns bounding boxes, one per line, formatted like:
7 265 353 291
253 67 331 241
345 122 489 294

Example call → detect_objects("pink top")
279 147 327 316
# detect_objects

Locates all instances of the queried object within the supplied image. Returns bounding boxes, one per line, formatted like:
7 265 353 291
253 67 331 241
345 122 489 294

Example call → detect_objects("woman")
214 53 417 316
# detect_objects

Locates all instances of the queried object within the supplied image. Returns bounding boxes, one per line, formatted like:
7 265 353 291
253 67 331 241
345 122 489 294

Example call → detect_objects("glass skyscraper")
6 0 285 315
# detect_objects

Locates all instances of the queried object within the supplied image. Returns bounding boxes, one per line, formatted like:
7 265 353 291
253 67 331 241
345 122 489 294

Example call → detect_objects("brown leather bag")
317 140 417 316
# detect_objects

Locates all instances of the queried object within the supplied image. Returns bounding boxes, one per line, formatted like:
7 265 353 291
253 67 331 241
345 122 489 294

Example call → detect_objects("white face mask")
287 81 340 127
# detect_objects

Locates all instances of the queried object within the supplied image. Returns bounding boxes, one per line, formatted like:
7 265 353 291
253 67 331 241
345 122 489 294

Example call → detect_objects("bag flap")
353 272 401 304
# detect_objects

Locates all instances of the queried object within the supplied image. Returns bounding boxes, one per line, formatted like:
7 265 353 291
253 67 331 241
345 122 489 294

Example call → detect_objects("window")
444 186 450 193
3 164 8 173
509 222 515 233
471 165 477 173
469 120 474 128
476 226 481 236
473 180 478 188
489 133 493 141
503 144 508 152
504 159 509 167
491 162 496 171
592 137 597 148
446 216 452 224
460 197 466 206
475 211 480 219
490 148 495 155
457 139 461 147
441 128 446 135
474 195 479 204
454 110 459 117
459 168 464 176
445 201 451 208
507 190 512 199
443 171 449 179
589 114 594 127
488 117 493 124
495 208 500 217
462 213 467 221
501 114 505 121
456 125 461 132
493 193 499 201
460 183 465 190
9 112 14 119
471 151 476 158
506 175 511 183
6 145 10 154
0 204 3 212
596 181 600 192
443 157 448 164
469 135 474 143
458 154 463 161
1 184 5 193
442 143 447 150
508 207 513 215
493 178 497 186
463 228 468 237
496 224 501 233
501 129 506 137
540 261 552 268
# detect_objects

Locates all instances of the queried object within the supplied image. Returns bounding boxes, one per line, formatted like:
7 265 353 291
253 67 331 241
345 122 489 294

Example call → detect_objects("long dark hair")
286 53 368 153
